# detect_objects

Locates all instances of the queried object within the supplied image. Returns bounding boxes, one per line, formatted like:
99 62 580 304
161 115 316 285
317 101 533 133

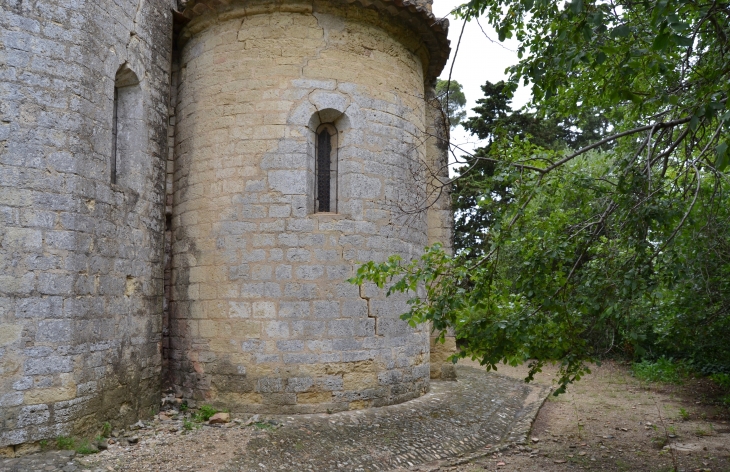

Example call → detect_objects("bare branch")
544 117 693 173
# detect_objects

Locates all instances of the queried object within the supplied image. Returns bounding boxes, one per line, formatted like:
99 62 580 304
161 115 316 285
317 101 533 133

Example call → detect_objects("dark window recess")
111 87 119 184
317 129 332 212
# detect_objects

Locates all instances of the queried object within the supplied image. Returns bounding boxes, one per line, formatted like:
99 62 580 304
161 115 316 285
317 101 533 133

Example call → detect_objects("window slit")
317 129 332 212
111 87 118 184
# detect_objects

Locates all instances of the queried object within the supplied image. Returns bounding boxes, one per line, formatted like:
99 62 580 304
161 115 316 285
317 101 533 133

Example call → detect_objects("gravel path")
0 366 550 472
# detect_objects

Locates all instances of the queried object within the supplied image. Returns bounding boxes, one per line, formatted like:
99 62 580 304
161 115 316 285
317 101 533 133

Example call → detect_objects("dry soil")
450 359 730 472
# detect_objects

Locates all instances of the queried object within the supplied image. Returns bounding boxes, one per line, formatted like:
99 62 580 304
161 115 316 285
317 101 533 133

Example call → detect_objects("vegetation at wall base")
353 0 729 393
55 435 99 455
192 405 219 423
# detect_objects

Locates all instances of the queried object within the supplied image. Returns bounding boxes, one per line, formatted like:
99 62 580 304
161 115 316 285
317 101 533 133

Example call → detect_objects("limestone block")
0 325 22 346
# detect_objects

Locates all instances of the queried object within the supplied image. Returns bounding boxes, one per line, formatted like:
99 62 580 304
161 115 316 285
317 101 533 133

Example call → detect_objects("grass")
721 394 730 407
192 404 219 423
183 418 196 431
652 435 668 449
56 435 99 454
709 373 730 389
678 407 690 420
632 357 687 384
101 421 112 438
74 439 98 455
56 436 75 450
710 373 730 408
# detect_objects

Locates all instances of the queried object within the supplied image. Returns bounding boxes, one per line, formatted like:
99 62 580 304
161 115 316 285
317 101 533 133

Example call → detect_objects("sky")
431 0 531 156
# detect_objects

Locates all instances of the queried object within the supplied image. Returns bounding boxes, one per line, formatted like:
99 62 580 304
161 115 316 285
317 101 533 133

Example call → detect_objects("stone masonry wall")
167 0 435 413
0 0 173 454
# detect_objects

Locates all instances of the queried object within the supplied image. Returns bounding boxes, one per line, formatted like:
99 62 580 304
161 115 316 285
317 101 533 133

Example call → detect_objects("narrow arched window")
315 124 337 213
112 64 141 185
111 87 119 184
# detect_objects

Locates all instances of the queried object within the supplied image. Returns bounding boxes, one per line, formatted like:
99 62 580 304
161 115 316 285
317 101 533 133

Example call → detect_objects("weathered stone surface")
166 1 445 414
1 0 452 450
0 0 172 450
208 412 231 424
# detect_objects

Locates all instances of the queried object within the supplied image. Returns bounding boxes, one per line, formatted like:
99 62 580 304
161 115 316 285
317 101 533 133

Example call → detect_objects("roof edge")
174 0 450 82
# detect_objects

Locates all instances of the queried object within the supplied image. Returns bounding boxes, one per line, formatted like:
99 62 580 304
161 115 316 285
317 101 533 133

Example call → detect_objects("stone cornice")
174 0 450 82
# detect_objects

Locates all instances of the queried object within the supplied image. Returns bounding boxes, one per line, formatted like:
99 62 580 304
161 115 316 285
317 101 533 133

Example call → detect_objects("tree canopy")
352 0 730 392
436 79 468 128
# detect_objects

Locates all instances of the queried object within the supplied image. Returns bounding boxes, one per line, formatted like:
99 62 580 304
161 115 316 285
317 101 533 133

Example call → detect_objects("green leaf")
690 115 699 131
652 32 670 51
716 142 729 171
611 24 630 38
672 34 693 47
569 0 583 14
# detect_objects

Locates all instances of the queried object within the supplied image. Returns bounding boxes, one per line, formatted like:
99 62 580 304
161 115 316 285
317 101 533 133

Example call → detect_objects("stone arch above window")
112 63 142 186
315 123 338 213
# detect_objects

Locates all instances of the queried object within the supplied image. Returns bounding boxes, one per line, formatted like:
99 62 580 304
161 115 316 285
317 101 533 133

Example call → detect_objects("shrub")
632 357 687 384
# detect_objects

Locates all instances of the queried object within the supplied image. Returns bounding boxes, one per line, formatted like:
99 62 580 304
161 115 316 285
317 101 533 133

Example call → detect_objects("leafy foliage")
632 357 687 383
455 0 730 165
436 79 468 128
453 80 609 259
353 0 729 392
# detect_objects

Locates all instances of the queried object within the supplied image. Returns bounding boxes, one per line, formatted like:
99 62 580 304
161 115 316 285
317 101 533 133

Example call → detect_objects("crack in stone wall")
166 2 435 414
0 0 452 454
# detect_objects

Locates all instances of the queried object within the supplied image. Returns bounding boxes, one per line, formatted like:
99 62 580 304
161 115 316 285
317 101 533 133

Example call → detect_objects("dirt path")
451 360 730 472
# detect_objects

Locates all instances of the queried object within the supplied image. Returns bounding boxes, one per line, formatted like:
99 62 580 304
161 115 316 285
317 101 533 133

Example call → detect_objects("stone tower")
166 0 451 413
0 0 450 453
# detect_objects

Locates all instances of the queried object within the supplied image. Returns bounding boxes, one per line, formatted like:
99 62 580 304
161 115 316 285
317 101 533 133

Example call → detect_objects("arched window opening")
315 124 337 213
112 64 141 185
111 87 119 184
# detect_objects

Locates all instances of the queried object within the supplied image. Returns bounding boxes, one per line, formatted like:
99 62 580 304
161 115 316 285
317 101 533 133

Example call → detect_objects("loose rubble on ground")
0 391 268 472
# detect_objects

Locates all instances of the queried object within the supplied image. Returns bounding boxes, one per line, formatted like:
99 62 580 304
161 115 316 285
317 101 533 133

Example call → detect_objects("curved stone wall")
169 1 434 413
0 0 172 453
